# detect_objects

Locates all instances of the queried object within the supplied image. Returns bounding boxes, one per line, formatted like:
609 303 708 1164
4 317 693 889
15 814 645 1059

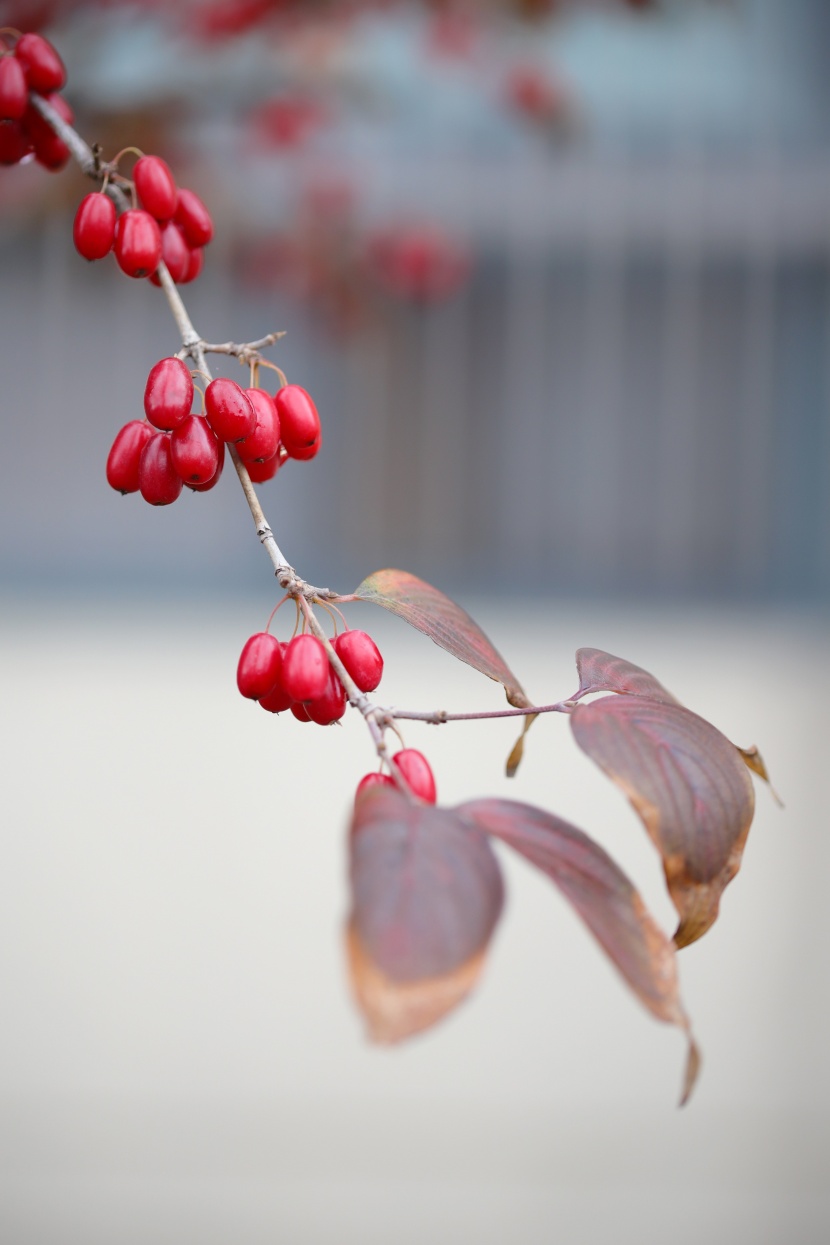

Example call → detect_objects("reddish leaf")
348 786 505 1042
348 568 535 775
571 697 755 949
572 647 680 705
458 798 700 1105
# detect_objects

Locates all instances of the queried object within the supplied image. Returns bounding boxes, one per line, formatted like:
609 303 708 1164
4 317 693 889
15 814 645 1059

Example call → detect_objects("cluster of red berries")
0 31 70 169
237 628 383 726
355 750 437 805
236 624 437 800
74 156 213 284
106 358 322 503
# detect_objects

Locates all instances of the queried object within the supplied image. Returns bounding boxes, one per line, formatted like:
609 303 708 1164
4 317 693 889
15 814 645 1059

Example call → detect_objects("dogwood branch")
32 93 343 598
35 91 541 775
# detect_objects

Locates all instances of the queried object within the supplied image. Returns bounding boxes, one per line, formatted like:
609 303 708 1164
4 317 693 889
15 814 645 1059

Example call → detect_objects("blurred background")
2 0 829 597
1 2 828 1242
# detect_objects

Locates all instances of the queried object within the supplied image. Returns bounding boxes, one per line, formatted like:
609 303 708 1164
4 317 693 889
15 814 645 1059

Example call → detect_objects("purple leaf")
570 696 755 949
347 786 505 1043
349 568 535 775
458 797 700 1105
572 648 680 705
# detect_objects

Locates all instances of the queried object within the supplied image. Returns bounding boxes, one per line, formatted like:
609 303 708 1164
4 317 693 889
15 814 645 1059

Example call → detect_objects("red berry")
290 701 312 723
245 452 282 484
106 420 154 494
258 679 293 714
180 245 204 285
171 415 222 483
333 630 383 692
174 187 213 247
22 93 72 170
204 377 255 443
355 772 396 802
282 634 328 703
186 468 222 493
149 222 191 285
114 209 162 278
306 666 347 725
0 55 28 121
237 389 281 463
133 154 177 221
284 435 321 462
237 632 284 700
144 357 193 431
73 192 117 261
273 385 321 460
0 120 32 164
138 433 183 506
391 749 437 804
14 33 66 93
185 441 225 492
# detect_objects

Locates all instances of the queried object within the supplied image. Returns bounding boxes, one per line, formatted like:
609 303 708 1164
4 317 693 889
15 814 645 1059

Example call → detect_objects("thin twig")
298 596 405 786
390 700 575 724
200 332 286 357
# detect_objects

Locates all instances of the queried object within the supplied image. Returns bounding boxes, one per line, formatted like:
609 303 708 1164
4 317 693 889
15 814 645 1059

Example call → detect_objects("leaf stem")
390 701 576 724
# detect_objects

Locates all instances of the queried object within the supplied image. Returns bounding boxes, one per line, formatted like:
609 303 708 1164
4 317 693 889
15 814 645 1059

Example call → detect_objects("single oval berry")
355 772 396 803
149 221 190 286
14 33 66 93
258 679 293 715
180 245 203 285
204 377 255 443
306 667 347 725
138 433 183 506
134 154 178 221
333 630 383 692
0 120 32 165
171 415 222 483
0 55 28 121
237 632 284 700
144 357 194 431
22 93 72 170
237 389 281 463
274 385 321 459
73 192 117 261
282 634 328 703
290 701 312 723
245 451 282 484
106 420 154 494
174 187 213 247
284 434 320 462
391 749 437 804
114 208 162 278
185 442 225 492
